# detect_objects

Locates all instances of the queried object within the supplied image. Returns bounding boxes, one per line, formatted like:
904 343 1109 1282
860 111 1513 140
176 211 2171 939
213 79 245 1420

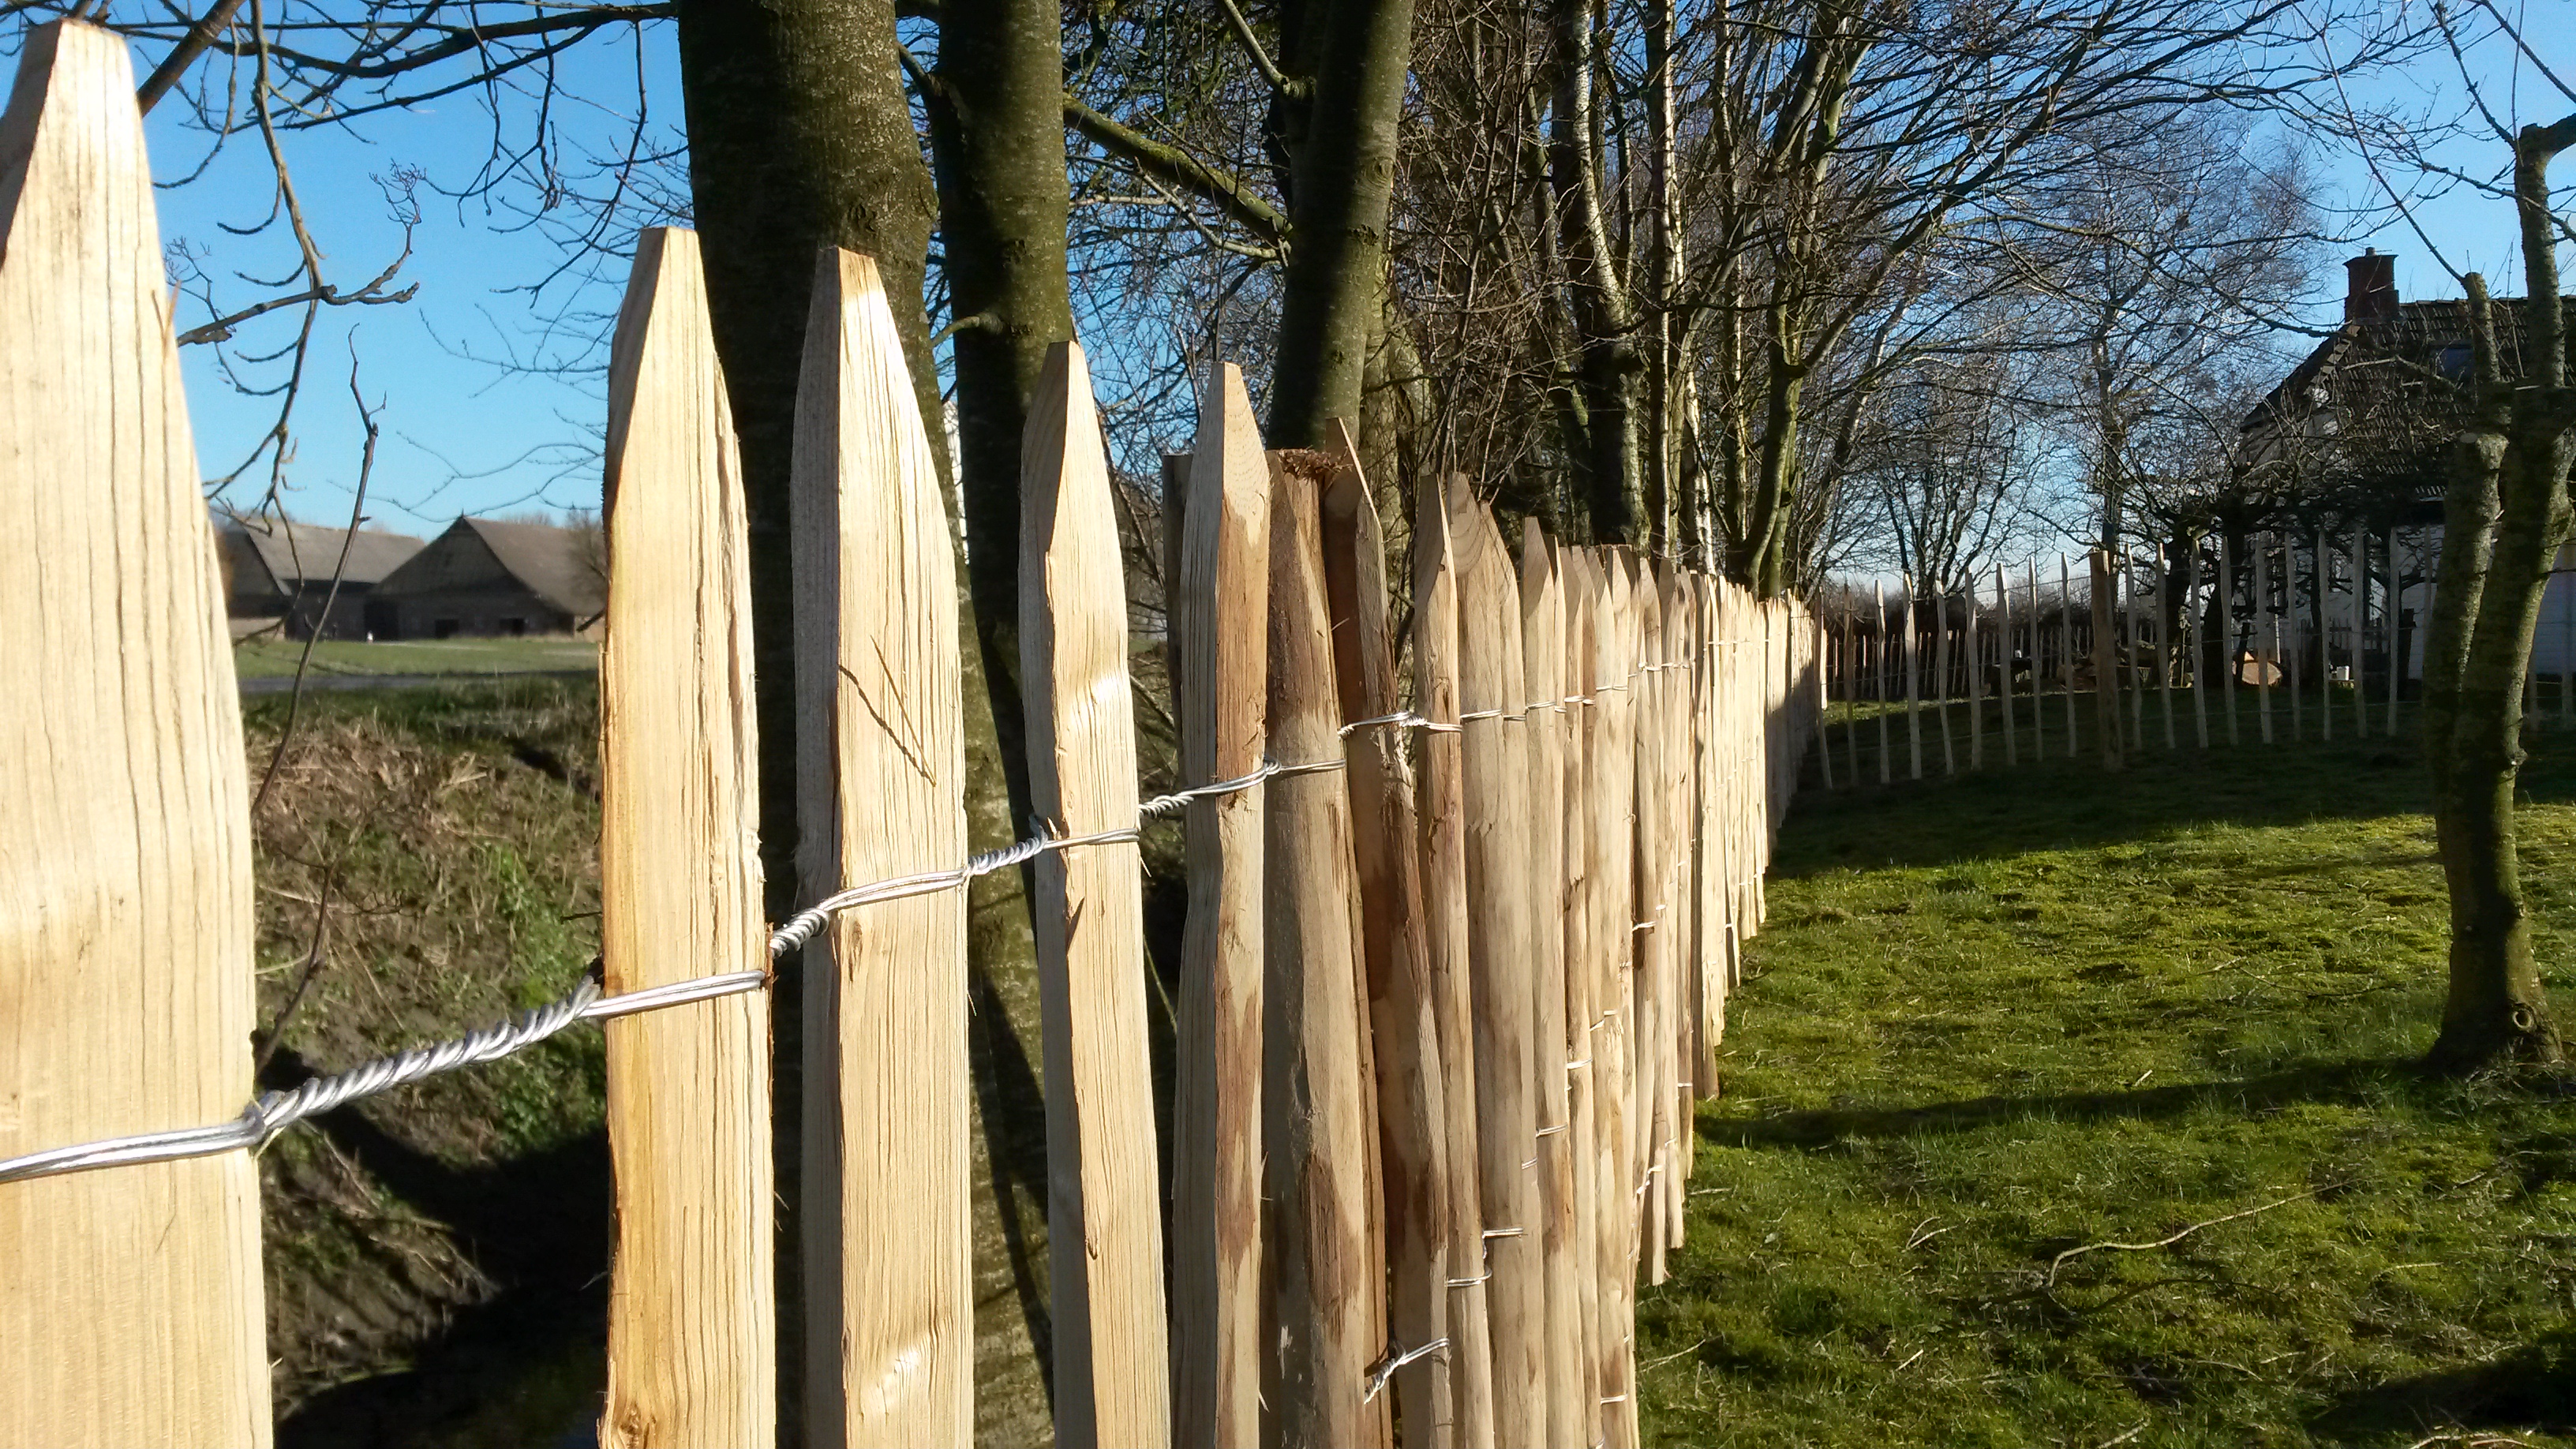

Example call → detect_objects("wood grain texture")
1516 525 1586 1449
1410 481 1496 1449
1317 425 1452 1448
792 249 972 1449
1264 451 1388 1449
1631 567 1672 1288
1592 553 1642 1449
0 24 268 1445
1020 341 1171 1449
597 227 774 1449
1557 549 1605 1449
1169 365 1270 1449
1447 482 1546 1449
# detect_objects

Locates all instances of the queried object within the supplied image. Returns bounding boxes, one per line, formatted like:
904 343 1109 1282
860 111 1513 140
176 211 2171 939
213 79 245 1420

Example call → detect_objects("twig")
1640 1338 1708 1372
2046 1182 2349 1286
250 344 378 818
254 859 337 1073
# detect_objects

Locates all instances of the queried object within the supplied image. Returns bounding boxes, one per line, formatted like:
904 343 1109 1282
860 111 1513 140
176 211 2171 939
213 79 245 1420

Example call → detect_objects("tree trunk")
1267 0 1420 447
1548 0 1641 545
919 0 1080 1436
676 6 1044 1436
2424 245 2571 1072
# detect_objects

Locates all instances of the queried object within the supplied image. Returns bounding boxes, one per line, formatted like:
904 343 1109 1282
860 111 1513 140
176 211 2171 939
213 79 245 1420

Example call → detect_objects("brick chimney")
2344 248 2398 325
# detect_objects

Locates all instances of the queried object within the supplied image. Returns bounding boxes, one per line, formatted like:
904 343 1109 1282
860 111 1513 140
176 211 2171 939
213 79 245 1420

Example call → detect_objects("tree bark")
1267 0 1419 447
1548 0 1642 544
2424 222 2575 1069
676 5 1044 1435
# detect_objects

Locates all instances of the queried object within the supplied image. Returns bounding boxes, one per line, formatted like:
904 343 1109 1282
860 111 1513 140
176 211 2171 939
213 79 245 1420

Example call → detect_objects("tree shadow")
1777 727 2576 877
1701 1055 2428 1152
264 1045 611 1449
2309 1329 2576 1442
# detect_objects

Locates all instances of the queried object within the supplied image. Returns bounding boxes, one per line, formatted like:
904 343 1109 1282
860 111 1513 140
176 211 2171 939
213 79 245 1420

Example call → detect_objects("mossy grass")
1643 722 2576 1447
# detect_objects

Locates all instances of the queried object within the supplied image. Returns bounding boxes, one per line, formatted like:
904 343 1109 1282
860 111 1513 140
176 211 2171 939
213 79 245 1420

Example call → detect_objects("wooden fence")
1811 529 2557 782
0 22 1822 1449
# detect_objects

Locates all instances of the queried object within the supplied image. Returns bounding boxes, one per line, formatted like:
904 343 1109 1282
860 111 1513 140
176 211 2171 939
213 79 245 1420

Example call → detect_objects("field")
233 635 597 680
1642 722 2576 1447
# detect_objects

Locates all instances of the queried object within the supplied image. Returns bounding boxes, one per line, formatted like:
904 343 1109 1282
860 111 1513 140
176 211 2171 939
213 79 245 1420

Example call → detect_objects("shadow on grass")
2310 1328 2576 1441
1778 719 2576 877
265 1044 612 1449
1701 1055 2428 1152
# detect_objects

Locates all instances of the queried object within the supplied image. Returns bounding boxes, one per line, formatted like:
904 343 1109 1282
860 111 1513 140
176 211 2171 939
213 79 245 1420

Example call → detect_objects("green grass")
233 635 596 679
1642 724 2576 1447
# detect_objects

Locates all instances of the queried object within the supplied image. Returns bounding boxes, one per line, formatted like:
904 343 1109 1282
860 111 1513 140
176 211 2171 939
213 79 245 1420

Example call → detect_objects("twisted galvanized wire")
0 741 1386 1188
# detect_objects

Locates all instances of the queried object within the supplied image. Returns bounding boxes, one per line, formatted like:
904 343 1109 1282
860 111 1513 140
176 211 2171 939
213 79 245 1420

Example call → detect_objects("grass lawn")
1642 721 2576 1447
233 635 596 679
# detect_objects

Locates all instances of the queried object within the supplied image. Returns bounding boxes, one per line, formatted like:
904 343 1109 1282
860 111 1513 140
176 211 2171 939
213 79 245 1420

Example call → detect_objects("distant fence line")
0 24 1822 1449
1809 530 2576 781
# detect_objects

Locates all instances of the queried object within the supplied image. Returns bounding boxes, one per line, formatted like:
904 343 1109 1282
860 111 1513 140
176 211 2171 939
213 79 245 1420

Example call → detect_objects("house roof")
2239 294 2574 507
379 516 605 620
226 519 424 592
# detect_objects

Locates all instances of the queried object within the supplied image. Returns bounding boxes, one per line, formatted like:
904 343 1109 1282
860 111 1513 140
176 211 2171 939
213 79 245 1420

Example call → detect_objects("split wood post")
2221 534 2242 746
1448 484 1547 1448
1412 481 1497 1449
2025 561 2045 760
1937 589 1958 773
1558 550 1606 1449
1873 581 1892 784
1966 585 1985 769
1630 562 1672 1292
1814 595 1837 790
792 249 971 1447
1697 575 1729 1079
1170 366 1271 1449
598 227 774 1449
0 24 268 1444
1319 425 1452 1449
2355 524 2372 737
1841 615 1861 785
2125 550 2145 744
1657 563 1694 1252
2256 535 2275 744
1022 342 1171 1449
2321 530 2337 742
2387 528 2403 736
2290 536 2307 739
2061 556 2081 758
1588 552 1643 1449
1996 566 2019 767
1516 526 1586 1449
1904 588 1923 779
2089 549 2123 770
2157 545 2177 751
2190 543 2211 748
1265 449 1387 1449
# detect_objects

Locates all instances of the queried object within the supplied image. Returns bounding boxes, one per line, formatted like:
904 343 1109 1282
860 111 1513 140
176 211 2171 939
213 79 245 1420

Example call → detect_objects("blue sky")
99 12 2576 542
140 23 686 537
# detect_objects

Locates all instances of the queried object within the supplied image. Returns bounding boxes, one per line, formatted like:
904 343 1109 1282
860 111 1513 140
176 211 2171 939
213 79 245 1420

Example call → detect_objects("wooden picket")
792 248 972 1447
597 226 773 1449
1020 341 1170 1449
0 23 269 1445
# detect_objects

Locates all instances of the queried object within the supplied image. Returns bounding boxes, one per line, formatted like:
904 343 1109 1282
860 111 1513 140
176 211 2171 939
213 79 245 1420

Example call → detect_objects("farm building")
217 518 425 639
369 516 605 639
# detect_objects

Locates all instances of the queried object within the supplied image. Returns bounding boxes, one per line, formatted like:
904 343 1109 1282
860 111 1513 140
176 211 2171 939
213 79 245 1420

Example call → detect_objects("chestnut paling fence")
1814 531 2570 784
0 21 1822 1449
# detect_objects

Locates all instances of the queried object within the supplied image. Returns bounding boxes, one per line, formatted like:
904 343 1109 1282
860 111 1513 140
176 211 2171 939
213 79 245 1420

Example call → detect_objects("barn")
218 518 425 639
369 517 605 640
